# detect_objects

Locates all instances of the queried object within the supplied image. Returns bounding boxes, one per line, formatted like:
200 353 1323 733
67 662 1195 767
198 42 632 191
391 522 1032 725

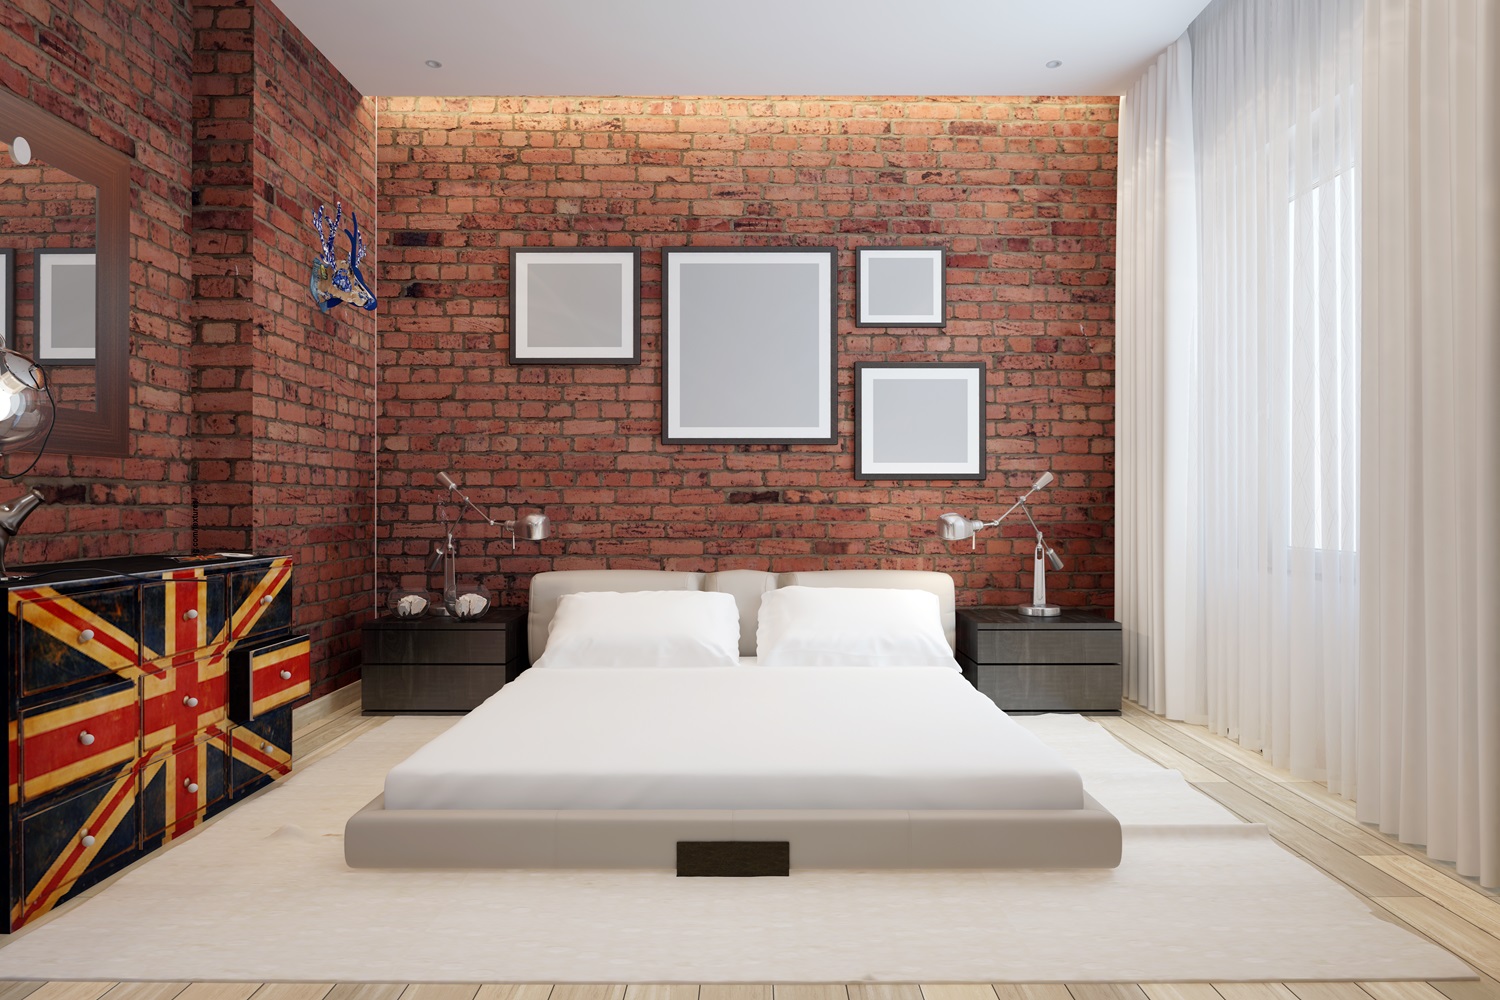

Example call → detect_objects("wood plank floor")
3 698 1497 997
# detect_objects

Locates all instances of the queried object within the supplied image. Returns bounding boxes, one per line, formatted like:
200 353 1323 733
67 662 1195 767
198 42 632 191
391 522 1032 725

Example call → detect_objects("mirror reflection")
0 138 97 413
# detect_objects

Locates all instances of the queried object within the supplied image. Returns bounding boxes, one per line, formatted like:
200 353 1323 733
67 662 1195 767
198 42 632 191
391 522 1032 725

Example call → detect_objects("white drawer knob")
183 695 199 708
279 669 292 680
260 742 272 752
260 595 272 606
184 779 199 794
183 609 198 621
78 629 95 643
78 731 95 746
81 833 95 847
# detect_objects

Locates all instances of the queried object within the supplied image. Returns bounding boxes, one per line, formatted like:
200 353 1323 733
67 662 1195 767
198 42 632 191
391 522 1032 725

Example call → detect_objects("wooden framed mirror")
0 86 130 456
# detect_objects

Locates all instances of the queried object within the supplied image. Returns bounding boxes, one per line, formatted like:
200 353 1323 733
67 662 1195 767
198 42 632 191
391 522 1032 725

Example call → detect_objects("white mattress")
382 667 1085 811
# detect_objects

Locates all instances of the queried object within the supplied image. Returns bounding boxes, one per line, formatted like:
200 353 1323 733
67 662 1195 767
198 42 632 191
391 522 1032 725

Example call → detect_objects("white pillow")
755 586 956 668
533 590 740 668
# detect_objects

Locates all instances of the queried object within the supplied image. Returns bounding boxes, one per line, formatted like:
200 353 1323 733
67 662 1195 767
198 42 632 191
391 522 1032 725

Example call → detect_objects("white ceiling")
273 0 1212 98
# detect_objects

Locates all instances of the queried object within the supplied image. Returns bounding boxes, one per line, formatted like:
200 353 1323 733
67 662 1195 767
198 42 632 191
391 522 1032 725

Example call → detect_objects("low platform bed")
344 569 1123 871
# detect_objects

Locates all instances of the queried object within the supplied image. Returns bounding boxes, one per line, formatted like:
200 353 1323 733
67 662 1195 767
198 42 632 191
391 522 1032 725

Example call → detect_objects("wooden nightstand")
361 607 527 713
956 607 1123 713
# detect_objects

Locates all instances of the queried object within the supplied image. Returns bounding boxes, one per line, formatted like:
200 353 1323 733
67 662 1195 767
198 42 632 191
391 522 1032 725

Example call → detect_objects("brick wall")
190 0 376 697
1 0 196 561
376 96 1118 611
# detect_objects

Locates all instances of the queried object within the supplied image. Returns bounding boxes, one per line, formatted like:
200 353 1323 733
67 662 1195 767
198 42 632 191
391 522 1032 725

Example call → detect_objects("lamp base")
1017 603 1062 617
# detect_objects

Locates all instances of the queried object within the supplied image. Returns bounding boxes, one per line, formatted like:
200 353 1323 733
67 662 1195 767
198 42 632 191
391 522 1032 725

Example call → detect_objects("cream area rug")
0 714 1473 984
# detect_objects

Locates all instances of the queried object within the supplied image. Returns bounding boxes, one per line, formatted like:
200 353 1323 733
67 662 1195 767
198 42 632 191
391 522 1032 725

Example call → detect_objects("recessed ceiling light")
1045 60 1063 69
425 59 443 69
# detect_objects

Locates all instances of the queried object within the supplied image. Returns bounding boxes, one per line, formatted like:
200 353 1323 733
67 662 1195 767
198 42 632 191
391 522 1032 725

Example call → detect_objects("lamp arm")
1018 500 1044 539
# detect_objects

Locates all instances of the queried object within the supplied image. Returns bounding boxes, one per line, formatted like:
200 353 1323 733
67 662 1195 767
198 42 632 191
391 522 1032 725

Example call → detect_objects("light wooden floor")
3 696 1498 1000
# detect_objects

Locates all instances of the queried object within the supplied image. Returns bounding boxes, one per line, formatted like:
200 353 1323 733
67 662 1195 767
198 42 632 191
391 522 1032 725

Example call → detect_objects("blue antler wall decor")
310 202 376 314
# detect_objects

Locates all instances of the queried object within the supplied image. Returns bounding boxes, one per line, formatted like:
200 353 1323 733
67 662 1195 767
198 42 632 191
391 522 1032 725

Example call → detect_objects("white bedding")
382 667 1085 811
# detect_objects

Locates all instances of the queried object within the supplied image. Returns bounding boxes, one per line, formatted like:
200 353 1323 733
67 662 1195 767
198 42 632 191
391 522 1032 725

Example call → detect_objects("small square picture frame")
856 246 946 327
509 247 641 364
33 248 97 365
855 361 986 480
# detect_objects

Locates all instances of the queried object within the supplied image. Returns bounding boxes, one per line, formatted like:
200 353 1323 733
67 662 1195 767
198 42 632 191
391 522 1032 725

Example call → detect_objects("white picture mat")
665 251 833 439
36 251 96 360
859 366 982 476
859 248 944 324
512 251 635 359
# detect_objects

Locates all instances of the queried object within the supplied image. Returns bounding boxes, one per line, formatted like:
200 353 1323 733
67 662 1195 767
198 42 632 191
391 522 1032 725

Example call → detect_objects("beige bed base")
345 569 1123 871
344 793 1122 869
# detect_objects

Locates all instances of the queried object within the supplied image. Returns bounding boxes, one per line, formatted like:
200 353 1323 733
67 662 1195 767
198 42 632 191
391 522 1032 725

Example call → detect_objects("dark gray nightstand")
361 607 527 712
956 607 1123 713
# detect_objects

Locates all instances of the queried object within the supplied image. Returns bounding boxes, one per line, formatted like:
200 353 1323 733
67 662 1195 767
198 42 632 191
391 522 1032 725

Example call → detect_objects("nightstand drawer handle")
184 779 199 794
183 609 198 621
260 595 273 606
78 628 95 643
81 832 95 847
78 731 95 746
183 695 199 708
279 669 292 680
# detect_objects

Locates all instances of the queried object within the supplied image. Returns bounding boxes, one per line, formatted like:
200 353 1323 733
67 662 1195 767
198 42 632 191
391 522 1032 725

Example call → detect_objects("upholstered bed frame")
344 569 1122 871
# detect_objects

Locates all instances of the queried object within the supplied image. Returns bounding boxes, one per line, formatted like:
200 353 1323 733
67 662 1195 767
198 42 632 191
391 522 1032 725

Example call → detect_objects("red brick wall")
190 0 377 697
376 96 1117 611
1 0 196 560
247 0 376 696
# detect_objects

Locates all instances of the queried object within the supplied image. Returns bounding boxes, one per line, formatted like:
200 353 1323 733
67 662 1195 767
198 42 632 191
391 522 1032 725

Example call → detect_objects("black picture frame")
856 246 947 327
854 361 986 480
508 247 642 365
662 246 838 444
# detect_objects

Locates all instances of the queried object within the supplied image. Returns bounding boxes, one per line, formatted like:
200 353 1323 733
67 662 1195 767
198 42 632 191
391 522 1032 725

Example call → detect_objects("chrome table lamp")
428 471 551 619
938 471 1064 617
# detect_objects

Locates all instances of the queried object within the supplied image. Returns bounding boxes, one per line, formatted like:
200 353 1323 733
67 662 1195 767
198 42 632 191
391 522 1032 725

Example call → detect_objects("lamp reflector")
938 512 980 541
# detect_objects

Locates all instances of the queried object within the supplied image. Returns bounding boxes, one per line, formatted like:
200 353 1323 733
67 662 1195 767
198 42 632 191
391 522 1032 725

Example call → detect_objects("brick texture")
1 0 196 560
376 96 1118 612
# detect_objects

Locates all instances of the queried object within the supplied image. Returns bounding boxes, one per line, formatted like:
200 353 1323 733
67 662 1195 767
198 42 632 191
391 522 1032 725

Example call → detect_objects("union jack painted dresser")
1 554 309 931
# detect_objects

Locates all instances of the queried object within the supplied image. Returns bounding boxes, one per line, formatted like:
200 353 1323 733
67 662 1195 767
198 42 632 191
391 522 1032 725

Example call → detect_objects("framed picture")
33 249 97 365
855 362 986 480
0 249 11 350
662 246 837 444
856 246 946 327
509 247 641 364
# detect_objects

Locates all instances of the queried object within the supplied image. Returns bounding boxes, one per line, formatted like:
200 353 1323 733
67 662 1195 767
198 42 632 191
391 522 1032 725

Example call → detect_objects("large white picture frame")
662 247 837 444
509 247 641 364
855 362 986 480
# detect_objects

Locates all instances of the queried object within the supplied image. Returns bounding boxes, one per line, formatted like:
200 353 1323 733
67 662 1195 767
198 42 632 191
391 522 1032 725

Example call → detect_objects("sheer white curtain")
1117 0 1362 788
1358 0 1500 889
1116 35 1205 724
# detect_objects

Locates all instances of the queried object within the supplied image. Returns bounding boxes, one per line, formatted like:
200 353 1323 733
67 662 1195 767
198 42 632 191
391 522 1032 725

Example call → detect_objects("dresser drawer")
138 733 228 845
141 571 226 665
964 628 1122 665
228 634 310 723
226 561 293 642
19 681 139 801
140 650 229 751
18 768 139 927
227 707 292 798
12 585 140 698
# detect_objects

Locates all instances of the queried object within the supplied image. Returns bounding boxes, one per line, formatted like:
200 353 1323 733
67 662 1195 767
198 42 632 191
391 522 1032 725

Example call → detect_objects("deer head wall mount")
310 202 376 314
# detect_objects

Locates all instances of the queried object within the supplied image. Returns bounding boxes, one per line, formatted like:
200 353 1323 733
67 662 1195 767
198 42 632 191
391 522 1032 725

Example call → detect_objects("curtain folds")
1116 36 1203 724
1357 0 1500 889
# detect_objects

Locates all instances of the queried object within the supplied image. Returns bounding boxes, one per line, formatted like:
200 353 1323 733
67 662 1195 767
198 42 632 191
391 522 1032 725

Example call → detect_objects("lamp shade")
938 512 983 541
519 512 551 541
0 350 51 454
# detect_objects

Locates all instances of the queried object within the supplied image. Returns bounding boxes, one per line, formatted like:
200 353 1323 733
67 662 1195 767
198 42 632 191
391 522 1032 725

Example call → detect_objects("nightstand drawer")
364 621 522 665
966 658 1123 713
965 628 1121 665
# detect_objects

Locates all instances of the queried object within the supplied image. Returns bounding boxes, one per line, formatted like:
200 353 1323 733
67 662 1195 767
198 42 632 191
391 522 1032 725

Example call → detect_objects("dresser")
2 554 309 931
361 607 525 712
956 607 1123 713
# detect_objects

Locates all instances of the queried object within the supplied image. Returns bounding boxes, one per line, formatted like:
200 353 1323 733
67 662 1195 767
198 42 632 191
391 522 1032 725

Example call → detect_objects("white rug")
0 714 1472 984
